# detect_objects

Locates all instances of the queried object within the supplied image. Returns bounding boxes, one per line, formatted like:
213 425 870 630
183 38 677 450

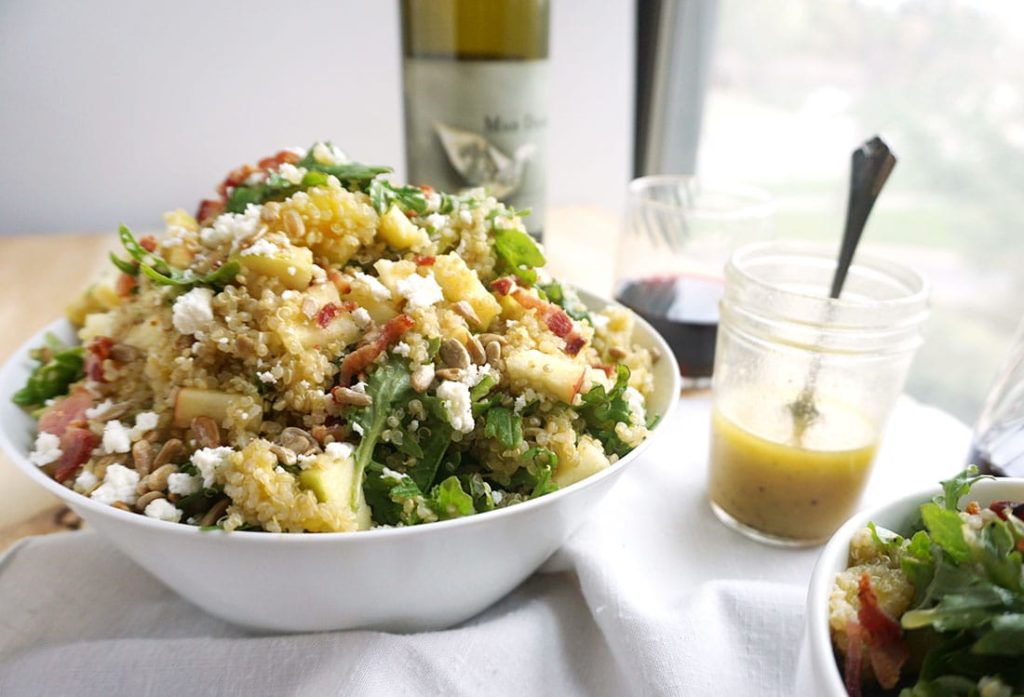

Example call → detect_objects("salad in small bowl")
799 468 1024 696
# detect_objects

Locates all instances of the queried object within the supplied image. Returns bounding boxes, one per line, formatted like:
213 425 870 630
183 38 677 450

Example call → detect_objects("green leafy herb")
224 150 391 214
493 221 545 285
347 358 411 508
578 364 634 457
430 475 475 520
111 224 239 289
12 334 84 408
483 406 523 451
920 502 972 564
519 447 559 499
368 179 430 215
934 465 993 511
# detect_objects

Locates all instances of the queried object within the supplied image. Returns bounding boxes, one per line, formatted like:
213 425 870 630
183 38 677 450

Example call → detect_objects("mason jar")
707 241 929 546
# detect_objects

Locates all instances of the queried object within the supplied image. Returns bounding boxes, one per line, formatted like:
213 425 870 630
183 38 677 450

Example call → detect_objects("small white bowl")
0 291 680 633
797 477 1024 695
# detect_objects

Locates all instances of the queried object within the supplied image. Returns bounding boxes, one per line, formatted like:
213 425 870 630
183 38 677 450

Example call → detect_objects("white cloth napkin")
0 395 971 697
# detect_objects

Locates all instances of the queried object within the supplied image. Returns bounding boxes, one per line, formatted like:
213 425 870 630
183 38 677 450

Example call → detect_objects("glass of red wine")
969 315 1024 477
614 176 774 388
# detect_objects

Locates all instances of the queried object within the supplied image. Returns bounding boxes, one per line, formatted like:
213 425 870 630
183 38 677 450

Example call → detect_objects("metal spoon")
789 136 898 440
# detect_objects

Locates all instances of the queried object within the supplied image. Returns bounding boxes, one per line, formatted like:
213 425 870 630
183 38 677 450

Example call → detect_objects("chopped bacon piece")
339 314 415 384
418 184 435 195
340 300 359 313
139 236 158 253
256 150 300 172
414 255 436 266
564 335 586 357
196 198 225 225
38 388 94 436
546 310 574 338
316 302 340 329
591 363 615 377
857 572 908 690
54 427 98 483
511 289 587 356
844 621 865 697
217 164 258 199
490 277 515 296
84 336 114 383
115 273 137 298
988 500 1024 521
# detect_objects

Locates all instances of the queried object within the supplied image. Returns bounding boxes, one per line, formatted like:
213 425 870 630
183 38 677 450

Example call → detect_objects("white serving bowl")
797 477 1024 695
0 291 679 633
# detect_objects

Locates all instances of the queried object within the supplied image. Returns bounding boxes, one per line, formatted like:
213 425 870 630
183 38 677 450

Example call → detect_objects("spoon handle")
830 136 898 299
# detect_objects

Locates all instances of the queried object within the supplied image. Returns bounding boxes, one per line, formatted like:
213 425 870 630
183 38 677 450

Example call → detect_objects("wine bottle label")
403 58 549 235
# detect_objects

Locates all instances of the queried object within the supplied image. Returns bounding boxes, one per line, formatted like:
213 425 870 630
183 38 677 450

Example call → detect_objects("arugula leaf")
517 447 559 499
367 179 430 215
459 473 496 512
404 420 452 491
12 334 84 408
430 476 475 520
112 225 239 289
530 465 558 498
903 556 1016 631
902 530 937 606
868 521 906 558
934 466 993 511
493 222 545 285
978 519 1023 593
921 502 972 564
971 613 1024 655
348 358 411 507
578 364 634 457
483 406 523 451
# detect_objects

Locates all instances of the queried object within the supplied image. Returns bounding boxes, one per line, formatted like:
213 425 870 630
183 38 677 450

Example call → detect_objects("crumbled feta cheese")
172 287 215 335
426 213 447 230
623 386 646 425
241 238 281 257
352 307 372 329
352 421 365 436
353 272 392 301
29 432 62 466
90 464 139 506
277 163 307 185
312 142 347 165
130 411 159 440
74 469 98 493
257 370 277 384
310 264 327 284
84 400 115 420
102 420 132 454
395 271 443 311
392 341 411 357
460 363 496 388
285 145 308 158
325 442 355 460
192 446 234 488
437 380 474 434
282 290 300 300
458 209 473 225
381 466 405 484
200 205 262 247
244 171 267 186
491 490 504 505
144 498 182 523
513 394 528 414
167 472 201 496
351 381 368 394
590 313 611 331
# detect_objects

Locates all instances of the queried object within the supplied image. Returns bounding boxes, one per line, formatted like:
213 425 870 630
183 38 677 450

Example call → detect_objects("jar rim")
626 175 776 221
726 240 930 315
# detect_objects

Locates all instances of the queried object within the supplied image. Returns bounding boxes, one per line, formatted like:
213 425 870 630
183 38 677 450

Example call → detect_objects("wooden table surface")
0 206 621 550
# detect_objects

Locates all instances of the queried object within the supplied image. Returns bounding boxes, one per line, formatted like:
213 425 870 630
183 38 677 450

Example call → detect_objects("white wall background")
0 0 634 235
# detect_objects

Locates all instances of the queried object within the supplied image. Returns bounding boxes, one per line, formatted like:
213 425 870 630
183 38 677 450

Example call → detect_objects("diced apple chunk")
505 349 586 404
298 450 371 530
173 388 261 430
378 204 430 251
432 254 501 328
239 242 313 290
553 435 610 488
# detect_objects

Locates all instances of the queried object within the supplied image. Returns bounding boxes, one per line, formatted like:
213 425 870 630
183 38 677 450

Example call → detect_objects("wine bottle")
400 0 550 239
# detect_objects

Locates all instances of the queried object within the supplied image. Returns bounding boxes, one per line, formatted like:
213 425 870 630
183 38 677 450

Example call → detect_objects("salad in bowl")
12 142 660 535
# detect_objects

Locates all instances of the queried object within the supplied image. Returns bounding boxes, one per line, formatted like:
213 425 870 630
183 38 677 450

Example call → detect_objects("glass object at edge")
968 314 1024 477
613 176 774 388
708 241 929 546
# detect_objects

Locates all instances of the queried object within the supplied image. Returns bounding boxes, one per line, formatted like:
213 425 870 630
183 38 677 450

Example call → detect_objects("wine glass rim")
627 175 775 219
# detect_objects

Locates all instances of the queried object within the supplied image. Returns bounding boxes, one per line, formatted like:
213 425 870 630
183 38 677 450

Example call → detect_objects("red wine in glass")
615 274 723 379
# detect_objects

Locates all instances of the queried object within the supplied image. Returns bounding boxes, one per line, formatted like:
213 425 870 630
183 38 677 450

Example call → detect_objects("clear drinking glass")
614 176 774 388
708 241 929 546
968 315 1024 477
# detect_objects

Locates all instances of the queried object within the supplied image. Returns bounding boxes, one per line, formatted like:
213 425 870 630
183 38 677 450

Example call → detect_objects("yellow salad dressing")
707 395 877 542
